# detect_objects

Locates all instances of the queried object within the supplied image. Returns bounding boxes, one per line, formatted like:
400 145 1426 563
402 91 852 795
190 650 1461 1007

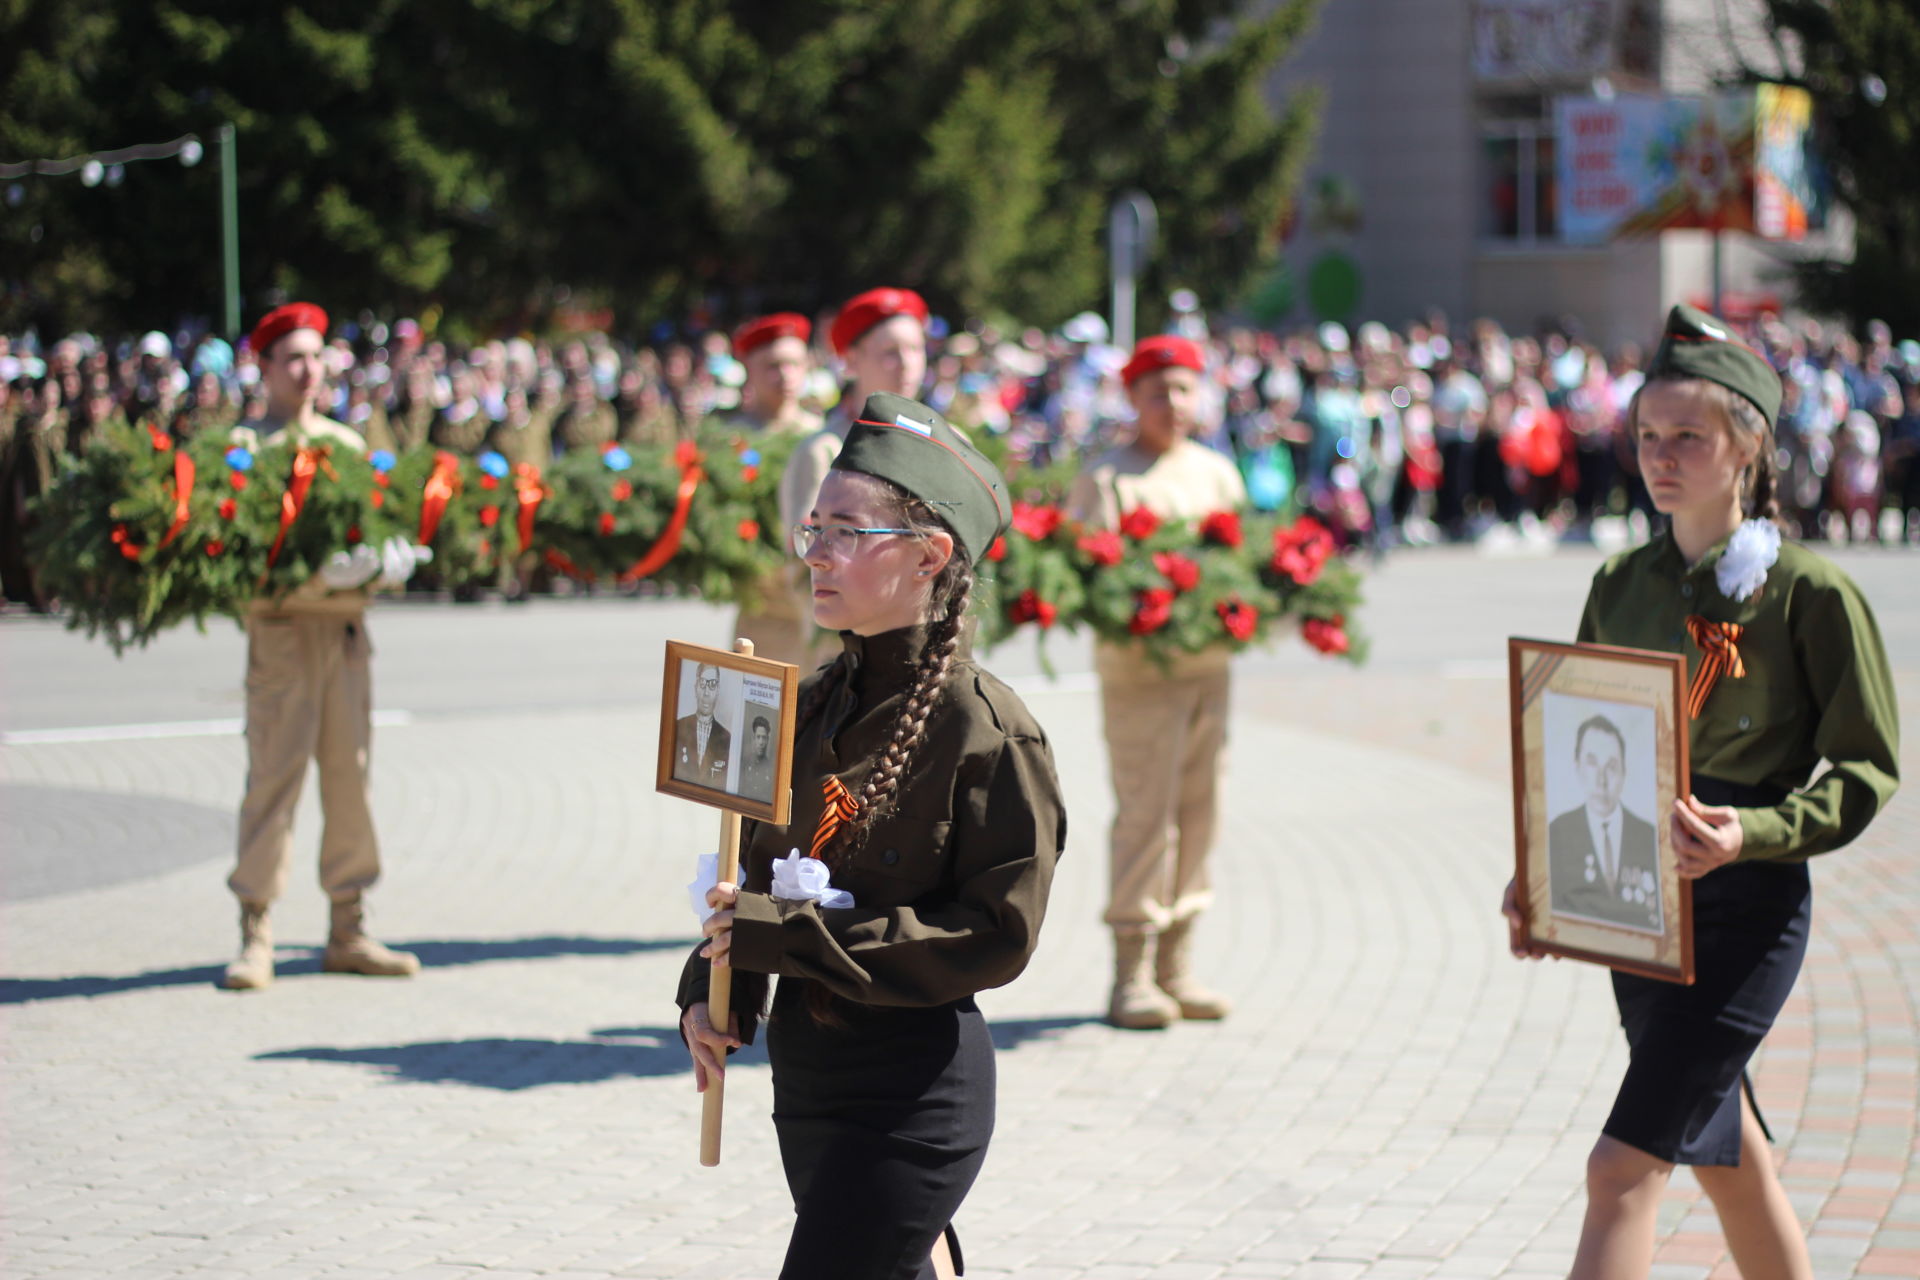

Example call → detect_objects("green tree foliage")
1 0 1321 337
1757 0 1920 332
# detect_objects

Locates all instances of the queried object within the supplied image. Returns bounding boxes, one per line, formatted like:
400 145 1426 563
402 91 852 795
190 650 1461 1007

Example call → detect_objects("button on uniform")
883 849 900 866
1681 583 1694 598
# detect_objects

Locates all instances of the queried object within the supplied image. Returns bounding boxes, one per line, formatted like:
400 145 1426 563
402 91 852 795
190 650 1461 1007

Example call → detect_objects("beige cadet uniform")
226 415 383 909
718 404 822 668
1067 440 1248 938
773 407 856 673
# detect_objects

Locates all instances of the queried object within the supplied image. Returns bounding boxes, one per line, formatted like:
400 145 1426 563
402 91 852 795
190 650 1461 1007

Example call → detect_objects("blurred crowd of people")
5 300 1919 599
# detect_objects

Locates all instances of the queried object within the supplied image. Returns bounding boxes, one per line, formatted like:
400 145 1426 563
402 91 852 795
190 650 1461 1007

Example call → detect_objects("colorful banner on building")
1556 87 1818 243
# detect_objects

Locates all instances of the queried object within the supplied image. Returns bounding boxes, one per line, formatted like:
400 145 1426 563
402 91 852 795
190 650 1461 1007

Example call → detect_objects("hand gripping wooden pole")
700 637 753 1167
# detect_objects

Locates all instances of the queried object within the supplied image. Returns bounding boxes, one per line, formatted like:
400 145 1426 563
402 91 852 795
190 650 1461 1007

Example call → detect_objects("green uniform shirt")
677 625 1066 1042
1577 531 1899 863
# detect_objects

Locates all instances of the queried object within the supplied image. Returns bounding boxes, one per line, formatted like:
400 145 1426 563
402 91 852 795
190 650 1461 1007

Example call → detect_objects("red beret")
249 302 329 357
1122 335 1206 387
829 287 928 356
733 312 811 357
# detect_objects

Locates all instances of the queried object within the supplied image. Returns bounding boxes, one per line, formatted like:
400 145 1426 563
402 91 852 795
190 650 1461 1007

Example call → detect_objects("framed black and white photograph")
1509 637 1694 984
657 640 799 824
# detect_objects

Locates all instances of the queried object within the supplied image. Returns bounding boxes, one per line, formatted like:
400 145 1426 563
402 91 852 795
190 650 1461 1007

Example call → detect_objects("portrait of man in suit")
672 662 733 790
1547 712 1663 934
737 712 777 804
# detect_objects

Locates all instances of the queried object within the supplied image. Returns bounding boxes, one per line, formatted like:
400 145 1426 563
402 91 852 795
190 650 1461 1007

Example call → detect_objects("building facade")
1266 0 1844 349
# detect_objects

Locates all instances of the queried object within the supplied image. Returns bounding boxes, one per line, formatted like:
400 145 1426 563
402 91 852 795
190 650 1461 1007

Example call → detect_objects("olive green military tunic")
1576 531 1899 859
677 624 1066 1037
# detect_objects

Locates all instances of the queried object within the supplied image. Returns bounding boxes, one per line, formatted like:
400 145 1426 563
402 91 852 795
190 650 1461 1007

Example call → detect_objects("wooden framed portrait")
657 640 799 825
1508 637 1694 984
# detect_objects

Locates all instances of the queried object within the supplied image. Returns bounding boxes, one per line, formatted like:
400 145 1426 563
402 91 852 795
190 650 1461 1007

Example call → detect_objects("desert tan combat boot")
1154 916 1232 1020
1107 930 1179 1030
322 898 420 977
222 901 274 990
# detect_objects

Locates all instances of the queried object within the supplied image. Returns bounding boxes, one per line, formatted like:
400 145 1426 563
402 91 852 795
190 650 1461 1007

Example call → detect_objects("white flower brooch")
1715 518 1780 602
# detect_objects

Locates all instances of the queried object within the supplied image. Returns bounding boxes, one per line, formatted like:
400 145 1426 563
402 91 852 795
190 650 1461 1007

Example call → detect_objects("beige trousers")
1099 667 1230 933
229 612 382 906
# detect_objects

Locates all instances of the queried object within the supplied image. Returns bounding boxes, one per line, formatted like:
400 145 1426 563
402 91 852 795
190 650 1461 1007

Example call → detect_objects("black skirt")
766 978 995 1280
1603 776 1810 1166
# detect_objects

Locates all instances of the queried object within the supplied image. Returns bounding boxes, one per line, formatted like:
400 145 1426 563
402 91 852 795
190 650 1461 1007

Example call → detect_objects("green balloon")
1307 252 1362 321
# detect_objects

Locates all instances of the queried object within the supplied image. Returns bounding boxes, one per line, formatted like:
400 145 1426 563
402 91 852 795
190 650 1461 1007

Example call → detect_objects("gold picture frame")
656 640 799 825
1508 637 1694 985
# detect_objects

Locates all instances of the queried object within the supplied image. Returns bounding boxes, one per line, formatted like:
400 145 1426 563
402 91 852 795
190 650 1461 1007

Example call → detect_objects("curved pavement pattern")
1 549 1914 1280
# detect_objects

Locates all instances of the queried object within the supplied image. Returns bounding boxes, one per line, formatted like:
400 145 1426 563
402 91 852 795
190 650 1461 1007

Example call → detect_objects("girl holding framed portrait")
677 392 1067 1280
1503 305 1900 1280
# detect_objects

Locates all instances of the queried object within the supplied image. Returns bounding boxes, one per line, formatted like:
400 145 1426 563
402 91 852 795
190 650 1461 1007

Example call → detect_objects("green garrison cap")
832 392 1011 563
1645 304 1782 429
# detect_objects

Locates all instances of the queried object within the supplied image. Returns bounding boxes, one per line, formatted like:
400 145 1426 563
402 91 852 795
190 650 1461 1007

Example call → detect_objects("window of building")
1480 120 1558 244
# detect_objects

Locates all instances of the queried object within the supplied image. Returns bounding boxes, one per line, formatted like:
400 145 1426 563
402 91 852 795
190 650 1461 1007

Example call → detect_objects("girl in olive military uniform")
1505 306 1899 1280
679 392 1066 1280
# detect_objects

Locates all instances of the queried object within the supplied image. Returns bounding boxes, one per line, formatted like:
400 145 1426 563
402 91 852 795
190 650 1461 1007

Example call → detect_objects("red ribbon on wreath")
264 446 333 570
512 462 545 555
617 451 704 583
155 449 196 550
418 450 461 546
543 547 596 580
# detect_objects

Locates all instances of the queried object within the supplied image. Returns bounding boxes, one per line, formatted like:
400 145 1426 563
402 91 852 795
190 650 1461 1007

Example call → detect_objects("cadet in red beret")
776 287 931 672
222 301 423 990
721 313 822 666
1068 332 1246 1030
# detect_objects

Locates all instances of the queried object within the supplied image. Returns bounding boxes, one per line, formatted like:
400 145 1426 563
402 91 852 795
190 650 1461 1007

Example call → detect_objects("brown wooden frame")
1508 637 1694 985
657 639 799 825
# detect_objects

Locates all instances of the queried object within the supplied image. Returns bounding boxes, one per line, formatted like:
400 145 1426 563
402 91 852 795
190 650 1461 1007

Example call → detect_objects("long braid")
827 568 972 867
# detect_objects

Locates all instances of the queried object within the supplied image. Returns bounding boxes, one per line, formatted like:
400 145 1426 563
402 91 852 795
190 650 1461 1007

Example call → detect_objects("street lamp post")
219 124 240 341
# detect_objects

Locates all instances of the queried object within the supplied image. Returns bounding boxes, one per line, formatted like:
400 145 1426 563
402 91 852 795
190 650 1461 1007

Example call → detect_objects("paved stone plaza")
2 546 1915 1279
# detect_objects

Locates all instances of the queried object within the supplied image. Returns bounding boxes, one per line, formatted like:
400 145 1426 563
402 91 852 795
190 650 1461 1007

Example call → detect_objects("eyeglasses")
790 522 918 558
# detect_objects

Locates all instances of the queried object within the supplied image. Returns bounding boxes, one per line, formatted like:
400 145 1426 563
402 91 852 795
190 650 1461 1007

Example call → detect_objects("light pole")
218 124 240 340
1108 191 1158 352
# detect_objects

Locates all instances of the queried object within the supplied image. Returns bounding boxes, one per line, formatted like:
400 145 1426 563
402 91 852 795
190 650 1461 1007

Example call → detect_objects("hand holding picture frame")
1508 637 1694 985
657 638 799 1167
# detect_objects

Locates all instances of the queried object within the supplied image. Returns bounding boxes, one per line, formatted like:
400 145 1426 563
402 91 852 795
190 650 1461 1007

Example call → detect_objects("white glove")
770 849 854 910
319 543 382 590
374 536 434 589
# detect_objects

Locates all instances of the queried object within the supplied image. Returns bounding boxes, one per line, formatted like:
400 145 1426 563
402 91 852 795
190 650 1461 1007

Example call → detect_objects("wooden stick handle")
699 638 754 1167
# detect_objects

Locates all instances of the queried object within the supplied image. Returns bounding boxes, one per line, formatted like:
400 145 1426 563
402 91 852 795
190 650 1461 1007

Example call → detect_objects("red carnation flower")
480 474 499 491
479 506 500 528
1012 501 1063 541
610 480 633 502
1077 529 1125 567
148 424 172 452
205 540 225 557
1118 507 1162 541
479 538 492 558
600 441 618 455
229 472 248 491
1199 510 1244 548
597 512 616 536
370 490 385 509
1216 597 1258 642
347 525 362 544
372 472 390 489
986 536 1007 563
742 465 759 484
738 519 760 541
1303 615 1350 656
1128 586 1176 635
1008 589 1058 630
1271 515 1335 585
218 498 237 521
1153 551 1201 594
119 540 141 561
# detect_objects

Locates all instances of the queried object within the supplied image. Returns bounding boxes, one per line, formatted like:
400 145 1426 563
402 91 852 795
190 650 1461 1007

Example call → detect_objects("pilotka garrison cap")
1645 304 1783 429
830 392 1010 563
